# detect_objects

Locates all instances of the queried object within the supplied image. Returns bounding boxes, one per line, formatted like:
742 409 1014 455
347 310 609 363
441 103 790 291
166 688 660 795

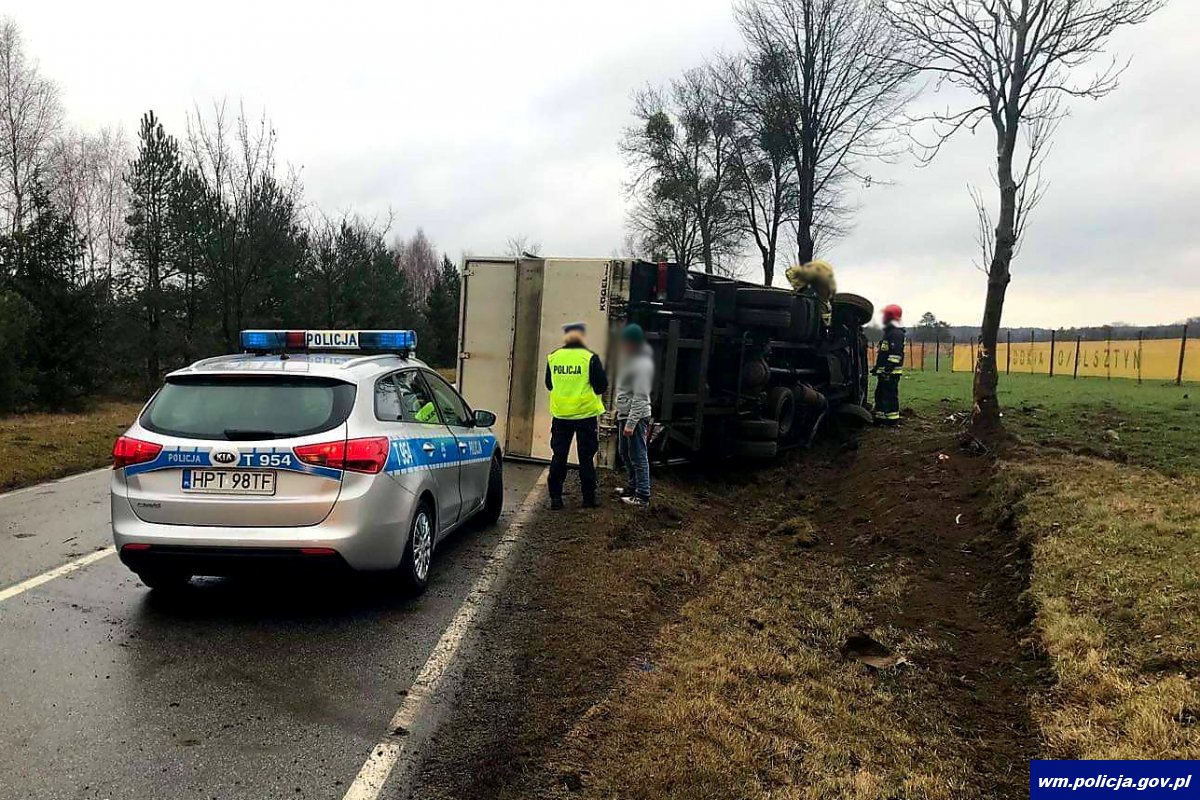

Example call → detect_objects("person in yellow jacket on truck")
544 321 608 511
785 259 838 328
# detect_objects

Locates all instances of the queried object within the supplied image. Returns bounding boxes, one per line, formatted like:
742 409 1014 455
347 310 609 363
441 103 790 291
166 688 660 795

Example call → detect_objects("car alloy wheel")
412 509 433 582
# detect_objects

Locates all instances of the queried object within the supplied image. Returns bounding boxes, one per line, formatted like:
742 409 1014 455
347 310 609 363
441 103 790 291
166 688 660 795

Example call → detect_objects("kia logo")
211 449 239 466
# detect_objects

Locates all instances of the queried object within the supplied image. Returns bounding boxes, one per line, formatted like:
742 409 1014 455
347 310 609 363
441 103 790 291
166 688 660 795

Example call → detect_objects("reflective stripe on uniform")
547 348 605 420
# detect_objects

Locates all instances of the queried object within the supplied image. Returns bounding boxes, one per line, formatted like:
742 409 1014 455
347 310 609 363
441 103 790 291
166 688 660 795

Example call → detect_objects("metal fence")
868 325 1197 384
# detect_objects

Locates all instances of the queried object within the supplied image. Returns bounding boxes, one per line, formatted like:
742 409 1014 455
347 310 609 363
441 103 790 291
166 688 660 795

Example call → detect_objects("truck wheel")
736 287 793 309
733 440 778 459
736 308 791 329
834 403 873 428
766 386 796 438
480 455 504 526
737 419 780 441
833 293 874 328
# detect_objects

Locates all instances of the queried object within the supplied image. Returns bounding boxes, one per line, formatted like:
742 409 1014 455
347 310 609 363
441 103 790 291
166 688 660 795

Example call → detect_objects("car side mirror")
474 409 497 428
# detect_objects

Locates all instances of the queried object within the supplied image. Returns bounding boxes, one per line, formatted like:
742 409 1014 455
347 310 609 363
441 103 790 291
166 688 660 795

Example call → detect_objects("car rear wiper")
223 428 279 440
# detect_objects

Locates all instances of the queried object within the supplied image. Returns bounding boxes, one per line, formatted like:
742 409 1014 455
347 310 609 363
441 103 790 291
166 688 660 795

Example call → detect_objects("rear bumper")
110 472 416 572
118 544 352 576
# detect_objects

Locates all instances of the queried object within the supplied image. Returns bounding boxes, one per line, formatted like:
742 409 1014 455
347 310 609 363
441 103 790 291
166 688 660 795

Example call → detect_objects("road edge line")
341 467 548 800
0 467 111 503
0 546 117 604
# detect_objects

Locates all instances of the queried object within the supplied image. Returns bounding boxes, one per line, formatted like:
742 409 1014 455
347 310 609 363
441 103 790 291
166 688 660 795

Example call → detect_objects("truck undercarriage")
620 261 874 460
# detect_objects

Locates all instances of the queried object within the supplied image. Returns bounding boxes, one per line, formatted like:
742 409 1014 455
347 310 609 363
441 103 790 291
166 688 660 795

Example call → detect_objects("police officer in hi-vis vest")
544 321 609 510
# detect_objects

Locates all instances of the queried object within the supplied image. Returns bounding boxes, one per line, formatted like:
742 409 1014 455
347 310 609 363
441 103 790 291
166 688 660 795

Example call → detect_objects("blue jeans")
618 418 651 500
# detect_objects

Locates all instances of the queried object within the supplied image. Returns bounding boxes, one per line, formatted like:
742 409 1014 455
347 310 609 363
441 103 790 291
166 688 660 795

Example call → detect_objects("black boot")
549 497 564 511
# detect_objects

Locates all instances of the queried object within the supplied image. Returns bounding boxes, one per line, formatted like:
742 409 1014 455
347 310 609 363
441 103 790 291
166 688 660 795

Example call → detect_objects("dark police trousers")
874 374 901 424
548 417 599 502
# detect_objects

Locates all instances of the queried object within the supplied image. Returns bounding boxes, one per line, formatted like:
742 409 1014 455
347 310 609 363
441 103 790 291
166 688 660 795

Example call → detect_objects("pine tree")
124 111 182 390
0 182 101 408
422 256 461 368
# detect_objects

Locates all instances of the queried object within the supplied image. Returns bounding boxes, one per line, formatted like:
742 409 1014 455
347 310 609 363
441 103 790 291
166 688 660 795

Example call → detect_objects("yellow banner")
950 337 1197 382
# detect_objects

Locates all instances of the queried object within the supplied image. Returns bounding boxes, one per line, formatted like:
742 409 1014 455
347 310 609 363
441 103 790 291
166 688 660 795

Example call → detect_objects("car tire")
480 455 504 526
400 501 435 595
766 386 796 438
137 569 191 591
736 418 780 441
733 439 779 459
735 308 792 329
736 287 793 309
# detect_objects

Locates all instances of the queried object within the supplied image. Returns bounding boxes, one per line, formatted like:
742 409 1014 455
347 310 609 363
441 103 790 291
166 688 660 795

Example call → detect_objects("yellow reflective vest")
547 347 606 420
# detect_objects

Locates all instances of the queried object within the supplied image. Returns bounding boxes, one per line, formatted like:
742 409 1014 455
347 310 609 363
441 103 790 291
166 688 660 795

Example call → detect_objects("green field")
901 370 1199 474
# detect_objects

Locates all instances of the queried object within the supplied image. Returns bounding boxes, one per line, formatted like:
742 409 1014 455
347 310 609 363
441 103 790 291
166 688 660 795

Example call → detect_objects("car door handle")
422 443 436 454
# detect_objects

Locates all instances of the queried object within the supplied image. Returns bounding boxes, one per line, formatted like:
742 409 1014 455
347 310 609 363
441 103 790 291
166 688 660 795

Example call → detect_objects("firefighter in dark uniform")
873 304 905 425
544 321 609 510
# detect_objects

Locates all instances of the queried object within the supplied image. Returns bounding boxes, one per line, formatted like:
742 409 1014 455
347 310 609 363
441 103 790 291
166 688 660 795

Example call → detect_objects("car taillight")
112 436 163 469
294 437 389 474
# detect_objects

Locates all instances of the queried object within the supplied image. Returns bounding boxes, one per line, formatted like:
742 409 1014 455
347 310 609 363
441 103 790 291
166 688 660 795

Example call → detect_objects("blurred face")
621 339 638 354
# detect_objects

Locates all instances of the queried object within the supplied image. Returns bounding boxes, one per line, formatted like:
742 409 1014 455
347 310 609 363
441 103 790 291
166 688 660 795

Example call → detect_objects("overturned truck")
456 257 873 467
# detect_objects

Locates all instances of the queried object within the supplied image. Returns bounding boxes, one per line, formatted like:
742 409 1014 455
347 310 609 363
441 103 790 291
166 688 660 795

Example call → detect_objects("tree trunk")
973 136 1017 429
796 160 816 264
700 228 714 274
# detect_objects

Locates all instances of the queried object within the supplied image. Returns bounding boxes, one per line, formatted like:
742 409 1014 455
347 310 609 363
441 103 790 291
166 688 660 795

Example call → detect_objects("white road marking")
342 469 549 800
0 467 109 503
0 547 116 604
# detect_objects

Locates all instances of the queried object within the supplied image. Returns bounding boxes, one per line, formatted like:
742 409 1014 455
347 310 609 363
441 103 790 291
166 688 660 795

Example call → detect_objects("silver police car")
111 329 503 593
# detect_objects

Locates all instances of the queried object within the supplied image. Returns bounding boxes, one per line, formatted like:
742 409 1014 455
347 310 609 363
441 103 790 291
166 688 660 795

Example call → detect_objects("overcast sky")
11 0 1199 327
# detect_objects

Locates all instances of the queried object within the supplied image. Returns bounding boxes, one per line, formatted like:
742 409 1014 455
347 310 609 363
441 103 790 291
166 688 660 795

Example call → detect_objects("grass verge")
540 424 1039 800
998 454 1200 758
908 369 1200 758
0 400 144 491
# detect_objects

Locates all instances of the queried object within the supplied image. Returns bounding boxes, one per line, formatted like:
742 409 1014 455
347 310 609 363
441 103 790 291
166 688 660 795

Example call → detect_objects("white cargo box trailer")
456 257 629 468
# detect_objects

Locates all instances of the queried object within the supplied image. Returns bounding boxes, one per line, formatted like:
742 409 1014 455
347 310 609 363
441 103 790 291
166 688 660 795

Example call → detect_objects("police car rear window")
141 376 357 441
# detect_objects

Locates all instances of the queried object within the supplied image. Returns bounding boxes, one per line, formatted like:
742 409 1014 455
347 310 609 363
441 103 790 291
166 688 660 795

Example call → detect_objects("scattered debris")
955 513 963 525
937 453 951 462
1103 429 1120 442
770 516 820 548
958 432 990 455
840 633 908 670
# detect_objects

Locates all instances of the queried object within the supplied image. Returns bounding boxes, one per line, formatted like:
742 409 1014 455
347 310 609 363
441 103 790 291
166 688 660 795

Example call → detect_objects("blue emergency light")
239 329 417 354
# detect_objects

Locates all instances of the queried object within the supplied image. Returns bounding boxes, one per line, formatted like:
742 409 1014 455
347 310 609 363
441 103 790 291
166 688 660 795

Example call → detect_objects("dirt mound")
410 420 1045 799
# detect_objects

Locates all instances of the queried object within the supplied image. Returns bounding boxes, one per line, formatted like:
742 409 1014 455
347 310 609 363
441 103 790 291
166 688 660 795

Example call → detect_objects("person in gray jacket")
614 323 654 507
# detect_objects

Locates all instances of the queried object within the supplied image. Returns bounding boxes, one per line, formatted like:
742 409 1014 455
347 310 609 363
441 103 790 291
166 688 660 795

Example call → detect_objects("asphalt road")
0 463 544 800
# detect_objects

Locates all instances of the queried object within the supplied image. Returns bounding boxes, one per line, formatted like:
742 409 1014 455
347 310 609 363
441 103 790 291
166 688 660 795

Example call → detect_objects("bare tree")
887 0 1166 425
623 67 743 274
626 190 702 268
0 18 62 236
735 0 916 265
714 55 799 285
185 100 305 346
48 126 130 285
395 228 440 303
504 234 542 259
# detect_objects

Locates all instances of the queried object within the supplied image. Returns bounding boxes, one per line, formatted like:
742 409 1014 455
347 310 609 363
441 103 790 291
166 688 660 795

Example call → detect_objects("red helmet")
882 304 903 324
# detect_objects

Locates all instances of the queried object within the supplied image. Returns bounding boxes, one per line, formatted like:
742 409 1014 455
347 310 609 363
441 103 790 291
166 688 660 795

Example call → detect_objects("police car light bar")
239 329 417 354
